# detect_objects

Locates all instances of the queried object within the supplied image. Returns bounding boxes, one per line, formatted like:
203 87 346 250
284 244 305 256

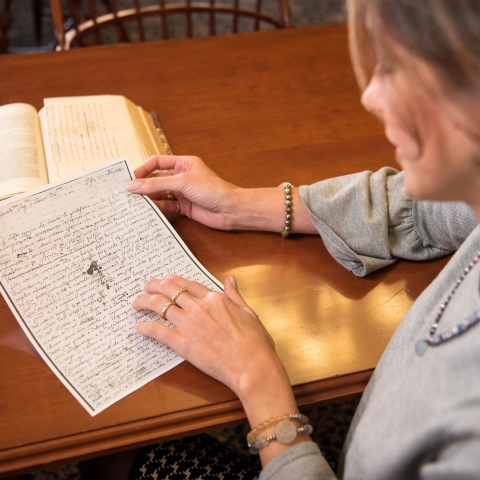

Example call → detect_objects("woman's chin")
395 145 419 163
402 168 430 200
403 175 443 201
403 179 418 198
394 149 408 172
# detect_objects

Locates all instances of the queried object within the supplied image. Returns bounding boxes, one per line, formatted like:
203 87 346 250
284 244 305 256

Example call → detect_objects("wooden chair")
50 0 292 50
0 0 11 54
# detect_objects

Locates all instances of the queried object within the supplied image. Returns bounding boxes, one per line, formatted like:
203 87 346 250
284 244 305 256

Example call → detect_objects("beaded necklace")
415 251 480 356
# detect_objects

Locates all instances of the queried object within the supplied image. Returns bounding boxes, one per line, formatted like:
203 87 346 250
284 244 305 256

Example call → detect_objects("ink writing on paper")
0 157 222 415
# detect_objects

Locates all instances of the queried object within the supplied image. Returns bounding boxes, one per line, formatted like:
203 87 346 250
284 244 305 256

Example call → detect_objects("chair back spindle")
50 0 292 50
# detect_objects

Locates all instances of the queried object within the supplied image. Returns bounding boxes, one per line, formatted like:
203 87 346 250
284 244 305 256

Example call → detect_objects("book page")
138 106 173 156
0 156 222 416
39 95 151 183
124 99 158 160
0 103 48 200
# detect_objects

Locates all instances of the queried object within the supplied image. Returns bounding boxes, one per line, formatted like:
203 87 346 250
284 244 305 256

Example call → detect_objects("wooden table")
0 24 449 478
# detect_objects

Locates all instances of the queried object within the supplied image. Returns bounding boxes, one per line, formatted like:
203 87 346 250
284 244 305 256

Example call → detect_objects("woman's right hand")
126 155 241 231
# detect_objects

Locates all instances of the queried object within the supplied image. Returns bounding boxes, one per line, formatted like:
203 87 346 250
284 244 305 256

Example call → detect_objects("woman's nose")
361 75 384 118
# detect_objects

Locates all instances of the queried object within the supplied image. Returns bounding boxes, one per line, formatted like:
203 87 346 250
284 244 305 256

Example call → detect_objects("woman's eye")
374 62 394 76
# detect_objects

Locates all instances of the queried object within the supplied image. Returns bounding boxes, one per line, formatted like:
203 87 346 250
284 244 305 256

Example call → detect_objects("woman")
125 0 480 478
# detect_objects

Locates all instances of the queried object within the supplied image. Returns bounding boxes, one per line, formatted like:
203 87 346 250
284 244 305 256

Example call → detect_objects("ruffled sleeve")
299 167 477 277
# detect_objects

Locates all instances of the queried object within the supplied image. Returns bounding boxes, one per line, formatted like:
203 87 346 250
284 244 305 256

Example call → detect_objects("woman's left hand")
132 275 278 397
133 275 312 467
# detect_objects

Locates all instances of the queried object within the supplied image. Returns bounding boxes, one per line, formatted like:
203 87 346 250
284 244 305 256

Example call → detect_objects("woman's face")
360 43 480 206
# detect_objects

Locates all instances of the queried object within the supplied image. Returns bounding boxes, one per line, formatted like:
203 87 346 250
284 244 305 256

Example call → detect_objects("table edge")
0 369 371 477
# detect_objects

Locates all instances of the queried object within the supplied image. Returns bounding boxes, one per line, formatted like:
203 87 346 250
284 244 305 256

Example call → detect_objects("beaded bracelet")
279 182 293 238
247 413 313 454
247 413 296 445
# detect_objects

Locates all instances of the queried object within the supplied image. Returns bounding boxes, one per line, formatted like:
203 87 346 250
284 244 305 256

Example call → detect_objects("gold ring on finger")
166 191 175 200
174 200 180 214
171 288 187 304
160 301 175 319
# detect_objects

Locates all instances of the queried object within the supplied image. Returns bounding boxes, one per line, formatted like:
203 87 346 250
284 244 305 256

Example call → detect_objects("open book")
0 94 172 200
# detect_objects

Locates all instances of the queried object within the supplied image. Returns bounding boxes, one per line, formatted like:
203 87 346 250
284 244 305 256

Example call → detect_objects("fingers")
132 291 179 315
133 186 182 214
135 316 181 347
126 172 185 195
129 154 219 194
133 154 210 179
144 189 176 201
133 155 182 178
223 276 258 319
143 276 212 300
132 278 191 336
133 276 213 318
133 276 257 331
132 276 212 348
147 199 181 214
129 155 192 195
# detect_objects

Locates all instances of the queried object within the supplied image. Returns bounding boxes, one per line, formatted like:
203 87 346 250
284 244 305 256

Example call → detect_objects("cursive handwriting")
0 158 221 415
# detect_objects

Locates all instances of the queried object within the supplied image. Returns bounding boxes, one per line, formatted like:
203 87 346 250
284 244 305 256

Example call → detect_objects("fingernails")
229 276 237 288
126 181 143 191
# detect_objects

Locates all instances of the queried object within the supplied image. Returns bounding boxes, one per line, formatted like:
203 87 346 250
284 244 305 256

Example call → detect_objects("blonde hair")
347 0 480 97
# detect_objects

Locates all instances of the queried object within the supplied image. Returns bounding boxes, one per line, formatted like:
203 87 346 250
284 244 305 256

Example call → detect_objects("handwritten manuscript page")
0 156 222 415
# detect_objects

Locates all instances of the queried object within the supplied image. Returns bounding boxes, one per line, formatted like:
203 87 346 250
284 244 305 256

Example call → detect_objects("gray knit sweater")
260 168 480 480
